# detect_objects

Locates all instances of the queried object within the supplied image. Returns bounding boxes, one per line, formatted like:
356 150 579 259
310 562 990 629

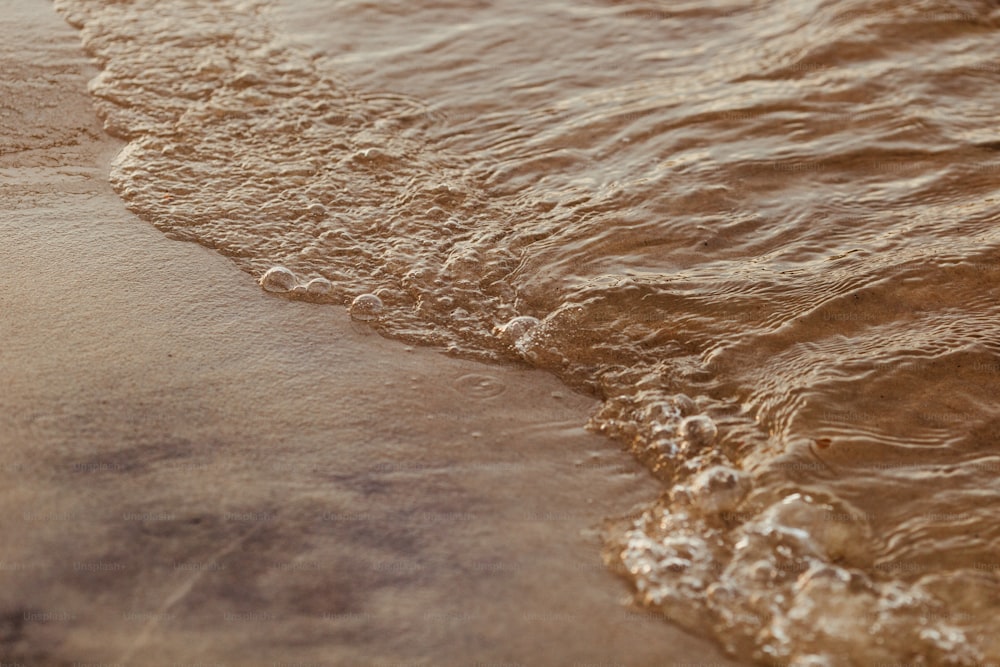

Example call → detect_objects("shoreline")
0 2 744 665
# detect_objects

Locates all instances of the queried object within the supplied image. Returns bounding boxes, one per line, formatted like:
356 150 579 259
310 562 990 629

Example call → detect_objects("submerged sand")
0 2 746 665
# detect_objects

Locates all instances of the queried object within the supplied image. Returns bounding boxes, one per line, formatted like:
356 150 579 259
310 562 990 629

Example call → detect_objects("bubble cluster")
494 315 541 345
687 465 751 515
614 491 984 666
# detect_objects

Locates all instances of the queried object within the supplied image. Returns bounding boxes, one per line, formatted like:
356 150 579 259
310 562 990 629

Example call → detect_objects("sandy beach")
0 2 746 665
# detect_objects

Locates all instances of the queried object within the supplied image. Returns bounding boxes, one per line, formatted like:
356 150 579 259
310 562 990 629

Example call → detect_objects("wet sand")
0 2 745 666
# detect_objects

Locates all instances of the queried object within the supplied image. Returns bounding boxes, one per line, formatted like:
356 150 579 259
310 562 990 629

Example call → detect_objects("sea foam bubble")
306 277 332 295
688 465 751 515
678 414 718 451
350 293 384 321
260 266 298 293
494 315 541 345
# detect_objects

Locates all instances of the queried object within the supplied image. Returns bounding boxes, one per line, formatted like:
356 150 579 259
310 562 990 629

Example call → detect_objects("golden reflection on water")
56 0 1000 662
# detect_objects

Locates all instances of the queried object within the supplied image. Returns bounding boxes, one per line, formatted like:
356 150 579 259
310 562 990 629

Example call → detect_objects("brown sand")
0 2 745 666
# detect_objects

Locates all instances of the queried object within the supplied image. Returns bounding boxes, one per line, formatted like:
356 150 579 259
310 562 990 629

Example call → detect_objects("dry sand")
0 2 744 665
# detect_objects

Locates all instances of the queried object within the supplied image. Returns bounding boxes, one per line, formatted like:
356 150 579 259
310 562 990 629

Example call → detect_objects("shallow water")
54 0 1000 663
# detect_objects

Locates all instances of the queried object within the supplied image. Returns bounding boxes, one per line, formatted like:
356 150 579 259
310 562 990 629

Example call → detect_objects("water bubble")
488 280 516 301
758 494 873 566
649 433 679 457
260 266 298 293
349 293 383 321
425 206 447 220
679 414 718 451
689 465 751 514
305 277 332 295
494 315 541 344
